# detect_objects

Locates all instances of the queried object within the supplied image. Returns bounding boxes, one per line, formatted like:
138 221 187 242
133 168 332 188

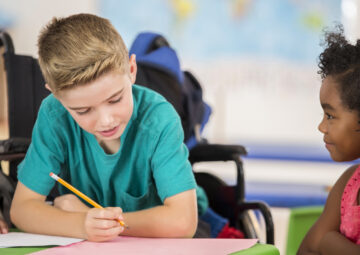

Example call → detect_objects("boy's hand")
54 194 90 213
84 207 124 242
0 219 8 234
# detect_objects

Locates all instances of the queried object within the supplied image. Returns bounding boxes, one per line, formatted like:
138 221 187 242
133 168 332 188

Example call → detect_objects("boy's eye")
109 97 122 104
76 109 90 115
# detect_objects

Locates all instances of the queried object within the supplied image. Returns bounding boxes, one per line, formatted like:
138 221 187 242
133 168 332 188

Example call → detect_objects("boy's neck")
97 138 121 154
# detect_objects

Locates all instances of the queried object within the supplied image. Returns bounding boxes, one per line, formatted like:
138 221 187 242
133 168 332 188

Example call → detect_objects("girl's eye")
325 113 334 120
109 97 122 104
76 109 90 115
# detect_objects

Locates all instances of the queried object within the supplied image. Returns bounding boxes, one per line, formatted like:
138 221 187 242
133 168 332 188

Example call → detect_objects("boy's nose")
99 112 115 128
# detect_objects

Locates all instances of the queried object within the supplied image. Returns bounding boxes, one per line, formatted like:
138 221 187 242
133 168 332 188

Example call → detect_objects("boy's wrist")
54 194 91 213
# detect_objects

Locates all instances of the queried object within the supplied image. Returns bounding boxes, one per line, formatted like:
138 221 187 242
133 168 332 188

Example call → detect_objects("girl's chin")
329 153 349 162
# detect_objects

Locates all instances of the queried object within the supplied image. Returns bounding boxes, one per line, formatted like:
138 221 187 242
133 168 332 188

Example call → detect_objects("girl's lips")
325 142 334 150
98 126 119 137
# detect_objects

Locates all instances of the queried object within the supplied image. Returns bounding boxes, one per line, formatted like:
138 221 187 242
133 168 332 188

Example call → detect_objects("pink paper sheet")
32 237 258 255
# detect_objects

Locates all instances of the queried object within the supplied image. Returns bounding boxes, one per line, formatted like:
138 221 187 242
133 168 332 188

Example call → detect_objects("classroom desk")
1 229 279 255
1 242 279 255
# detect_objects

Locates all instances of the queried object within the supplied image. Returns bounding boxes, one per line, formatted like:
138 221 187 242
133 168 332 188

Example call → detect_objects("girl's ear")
129 54 137 84
355 117 360 131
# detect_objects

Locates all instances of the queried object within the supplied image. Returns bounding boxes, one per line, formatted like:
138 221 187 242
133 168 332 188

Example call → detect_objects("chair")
0 31 274 244
0 31 55 209
130 32 274 244
286 206 323 255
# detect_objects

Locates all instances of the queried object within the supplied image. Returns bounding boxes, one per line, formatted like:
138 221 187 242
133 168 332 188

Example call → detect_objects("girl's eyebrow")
321 103 335 111
68 88 123 110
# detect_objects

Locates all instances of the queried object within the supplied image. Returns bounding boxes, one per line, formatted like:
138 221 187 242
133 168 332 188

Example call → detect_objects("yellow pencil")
49 172 128 228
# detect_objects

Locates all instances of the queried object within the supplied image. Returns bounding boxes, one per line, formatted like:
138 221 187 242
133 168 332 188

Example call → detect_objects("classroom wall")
97 0 351 151
0 0 98 56
183 57 321 146
0 0 97 125
0 0 359 154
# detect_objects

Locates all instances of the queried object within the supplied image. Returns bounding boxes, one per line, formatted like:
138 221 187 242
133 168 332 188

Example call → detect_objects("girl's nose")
318 118 326 134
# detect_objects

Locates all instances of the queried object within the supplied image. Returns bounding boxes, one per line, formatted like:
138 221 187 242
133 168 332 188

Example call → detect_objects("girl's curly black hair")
318 24 360 113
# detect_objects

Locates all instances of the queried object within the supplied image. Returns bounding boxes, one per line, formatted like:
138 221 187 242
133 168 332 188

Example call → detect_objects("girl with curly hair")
298 25 360 255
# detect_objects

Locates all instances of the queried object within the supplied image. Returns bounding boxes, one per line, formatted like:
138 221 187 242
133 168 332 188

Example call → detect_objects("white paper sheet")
0 232 83 248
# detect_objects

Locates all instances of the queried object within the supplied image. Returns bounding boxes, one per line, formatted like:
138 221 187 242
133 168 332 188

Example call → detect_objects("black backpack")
129 32 211 149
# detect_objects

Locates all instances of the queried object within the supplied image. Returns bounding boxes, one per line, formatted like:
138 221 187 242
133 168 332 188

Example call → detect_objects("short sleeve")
150 106 197 202
17 102 66 196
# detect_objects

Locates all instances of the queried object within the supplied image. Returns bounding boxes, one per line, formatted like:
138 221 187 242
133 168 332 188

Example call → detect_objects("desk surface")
1 243 279 255
2 229 279 255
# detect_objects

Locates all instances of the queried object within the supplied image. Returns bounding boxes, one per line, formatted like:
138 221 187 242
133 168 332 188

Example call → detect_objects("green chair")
232 243 280 255
286 206 323 255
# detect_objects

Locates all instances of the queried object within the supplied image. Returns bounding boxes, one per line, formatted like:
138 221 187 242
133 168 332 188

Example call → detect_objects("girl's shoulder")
332 164 360 195
342 164 359 182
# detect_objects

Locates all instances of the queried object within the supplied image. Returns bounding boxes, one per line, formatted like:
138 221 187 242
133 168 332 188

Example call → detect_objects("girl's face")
318 76 360 161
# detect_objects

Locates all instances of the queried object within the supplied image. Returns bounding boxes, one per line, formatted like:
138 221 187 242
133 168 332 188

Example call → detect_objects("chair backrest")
0 31 50 181
286 206 323 255
1 32 50 139
129 32 211 149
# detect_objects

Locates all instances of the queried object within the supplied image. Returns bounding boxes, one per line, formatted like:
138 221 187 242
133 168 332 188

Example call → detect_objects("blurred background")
0 0 359 252
0 0 353 145
1 0 356 182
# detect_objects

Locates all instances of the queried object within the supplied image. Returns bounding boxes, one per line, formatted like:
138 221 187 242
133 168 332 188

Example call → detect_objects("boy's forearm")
11 199 86 239
122 205 197 238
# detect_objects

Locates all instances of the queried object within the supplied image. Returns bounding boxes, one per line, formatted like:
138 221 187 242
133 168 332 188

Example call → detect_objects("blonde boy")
10 13 201 241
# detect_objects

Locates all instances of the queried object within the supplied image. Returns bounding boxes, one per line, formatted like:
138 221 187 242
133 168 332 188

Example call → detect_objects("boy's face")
318 76 360 161
53 55 137 144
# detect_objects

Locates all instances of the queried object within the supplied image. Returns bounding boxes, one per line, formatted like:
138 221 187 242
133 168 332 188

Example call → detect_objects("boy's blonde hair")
38 13 129 92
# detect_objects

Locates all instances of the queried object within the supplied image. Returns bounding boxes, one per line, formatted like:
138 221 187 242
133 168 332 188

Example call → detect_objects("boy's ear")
45 84 52 92
129 54 137 84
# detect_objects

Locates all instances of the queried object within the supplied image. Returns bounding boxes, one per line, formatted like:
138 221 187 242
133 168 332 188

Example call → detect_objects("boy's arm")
297 165 359 255
10 182 86 238
121 189 197 238
10 182 124 241
48 188 198 238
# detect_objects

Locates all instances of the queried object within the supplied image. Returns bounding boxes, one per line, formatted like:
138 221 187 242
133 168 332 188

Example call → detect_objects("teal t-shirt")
18 85 208 215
